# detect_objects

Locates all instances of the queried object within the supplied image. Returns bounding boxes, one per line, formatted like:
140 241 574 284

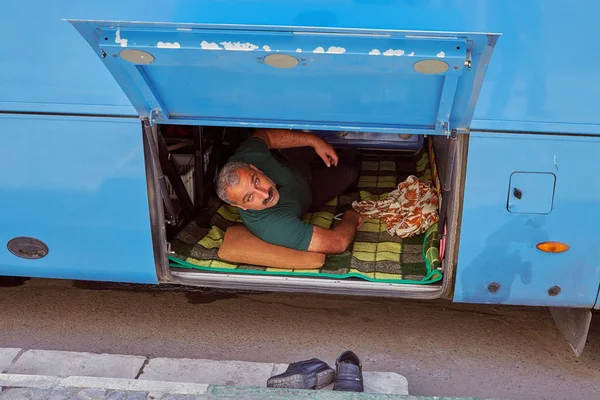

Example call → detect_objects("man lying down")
215 128 363 253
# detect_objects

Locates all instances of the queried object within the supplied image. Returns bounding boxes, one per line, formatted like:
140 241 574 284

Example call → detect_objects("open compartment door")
68 20 498 135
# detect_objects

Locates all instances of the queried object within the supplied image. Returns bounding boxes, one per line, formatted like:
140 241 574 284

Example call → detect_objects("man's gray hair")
216 160 251 204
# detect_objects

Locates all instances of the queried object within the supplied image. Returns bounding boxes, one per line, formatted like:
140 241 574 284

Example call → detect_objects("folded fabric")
352 175 439 238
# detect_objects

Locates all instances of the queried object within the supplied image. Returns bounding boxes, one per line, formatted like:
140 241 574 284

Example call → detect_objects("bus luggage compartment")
154 124 460 297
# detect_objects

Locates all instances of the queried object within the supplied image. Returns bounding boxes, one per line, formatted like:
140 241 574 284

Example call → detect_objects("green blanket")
170 139 442 284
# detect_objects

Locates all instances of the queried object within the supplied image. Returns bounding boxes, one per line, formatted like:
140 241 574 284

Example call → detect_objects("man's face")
226 165 280 211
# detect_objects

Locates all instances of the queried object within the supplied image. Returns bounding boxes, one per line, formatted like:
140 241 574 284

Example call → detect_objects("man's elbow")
251 129 272 148
307 227 353 254
329 235 352 254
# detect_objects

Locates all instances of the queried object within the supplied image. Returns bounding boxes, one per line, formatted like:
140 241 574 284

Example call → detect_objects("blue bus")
1 1 599 355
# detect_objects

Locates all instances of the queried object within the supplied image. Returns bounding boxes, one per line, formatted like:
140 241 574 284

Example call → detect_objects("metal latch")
167 242 175 256
464 50 472 70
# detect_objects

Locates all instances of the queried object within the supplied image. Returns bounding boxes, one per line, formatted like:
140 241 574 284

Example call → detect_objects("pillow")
217 225 325 270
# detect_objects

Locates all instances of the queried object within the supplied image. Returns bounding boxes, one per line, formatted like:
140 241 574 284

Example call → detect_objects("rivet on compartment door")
548 286 561 296
264 54 299 69
414 59 449 74
120 49 155 64
487 282 500 294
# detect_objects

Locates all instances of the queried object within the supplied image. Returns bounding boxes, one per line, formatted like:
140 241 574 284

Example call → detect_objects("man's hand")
308 209 363 254
313 139 339 167
355 211 364 230
253 129 339 168
344 209 363 230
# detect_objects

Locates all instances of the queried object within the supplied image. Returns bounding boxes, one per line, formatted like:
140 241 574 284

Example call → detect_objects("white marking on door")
201 41 221 50
157 42 181 49
313 46 325 54
220 41 259 51
383 49 404 56
115 29 128 48
437 51 446 58
369 49 381 56
326 46 346 54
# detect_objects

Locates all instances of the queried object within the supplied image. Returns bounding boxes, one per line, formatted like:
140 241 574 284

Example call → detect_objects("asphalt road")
1 277 599 400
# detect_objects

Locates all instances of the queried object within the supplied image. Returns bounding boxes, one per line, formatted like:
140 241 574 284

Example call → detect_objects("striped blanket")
169 138 442 284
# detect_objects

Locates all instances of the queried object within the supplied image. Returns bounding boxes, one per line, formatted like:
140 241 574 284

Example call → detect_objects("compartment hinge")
439 120 450 138
142 117 178 225
150 108 164 125
438 129 458 241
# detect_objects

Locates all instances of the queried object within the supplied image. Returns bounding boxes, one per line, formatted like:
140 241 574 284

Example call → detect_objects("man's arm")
253 129 338 167
307 210 363 254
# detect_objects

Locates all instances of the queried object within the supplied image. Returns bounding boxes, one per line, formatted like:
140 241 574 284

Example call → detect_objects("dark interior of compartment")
161 126 442 284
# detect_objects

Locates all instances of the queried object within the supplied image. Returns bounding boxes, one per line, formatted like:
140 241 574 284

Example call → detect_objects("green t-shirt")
229 137 314 251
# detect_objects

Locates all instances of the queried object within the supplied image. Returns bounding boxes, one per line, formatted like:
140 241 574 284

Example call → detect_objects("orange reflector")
536 241 569 253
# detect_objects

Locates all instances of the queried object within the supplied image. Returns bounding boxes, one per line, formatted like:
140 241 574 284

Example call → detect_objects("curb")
0 373 483 400
0 348 487 399
0 348 409 395
0 373 209 395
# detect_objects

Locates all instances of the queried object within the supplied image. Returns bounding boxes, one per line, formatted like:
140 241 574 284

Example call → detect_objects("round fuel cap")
264 54 299 69
120 49 155 64
413 59 450 74
7 237 49 259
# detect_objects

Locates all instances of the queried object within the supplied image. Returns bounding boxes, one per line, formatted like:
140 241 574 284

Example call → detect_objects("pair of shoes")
266 351 363 392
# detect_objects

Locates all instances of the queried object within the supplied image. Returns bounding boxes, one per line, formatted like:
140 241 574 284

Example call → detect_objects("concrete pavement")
0 349 20 373
3 278 600 399
0 347 418 399
0 379 481 400
0 383 482 400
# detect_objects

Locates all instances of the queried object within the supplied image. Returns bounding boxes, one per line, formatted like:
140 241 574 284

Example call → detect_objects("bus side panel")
0 1 137 116
0 114 158 284
1 1 600 135
455 132 600 307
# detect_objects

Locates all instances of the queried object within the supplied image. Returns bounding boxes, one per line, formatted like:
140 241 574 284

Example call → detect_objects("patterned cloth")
352 175 439 238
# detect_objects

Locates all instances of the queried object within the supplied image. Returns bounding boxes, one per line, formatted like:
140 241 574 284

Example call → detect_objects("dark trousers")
279 147 359 212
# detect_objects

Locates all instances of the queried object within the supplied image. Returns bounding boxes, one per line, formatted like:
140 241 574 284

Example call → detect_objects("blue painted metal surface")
0 114 157 284
0 1 598 135
0 0 599 307
455 133 600 307
67 21 495 135
508 172 556 214
0 2 136 116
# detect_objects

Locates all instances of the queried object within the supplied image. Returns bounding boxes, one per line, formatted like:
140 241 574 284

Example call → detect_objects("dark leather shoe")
333 350 364 392
267 358 335 390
